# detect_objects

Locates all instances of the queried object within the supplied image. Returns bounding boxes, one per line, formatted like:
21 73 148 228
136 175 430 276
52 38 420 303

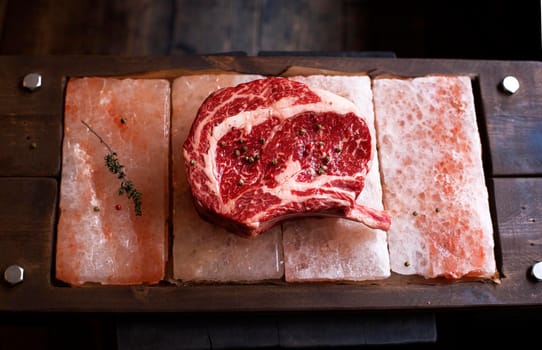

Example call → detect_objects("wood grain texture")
0 115 61 176
1 0 539 61
0 56 64 116
493 178 542 279
116 312 436 348
259 0 342 54
171 0 261 55
487 115 542 176
0 56 541 312
476 61 542 119
0 0 370 56
0 0 7 42
0 0 173 55
0 178 57 310
0 0 107 54
100 0 173 55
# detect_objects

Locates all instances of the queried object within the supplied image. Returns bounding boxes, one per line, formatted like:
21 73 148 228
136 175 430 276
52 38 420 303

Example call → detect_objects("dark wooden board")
4 0 538 60
0 58 64 116
492 178 542 279
258 0 342 54
0 0 384 56
171 0 262 55
0 115 61 177
0 0 346 56
0 178 57 309
0 56 541 312
0 0 173 55
116 312 436 348
487 115 542 176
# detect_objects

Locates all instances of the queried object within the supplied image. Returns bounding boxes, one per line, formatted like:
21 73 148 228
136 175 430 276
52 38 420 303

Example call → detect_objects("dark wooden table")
1 0 539 60
0 55 541 313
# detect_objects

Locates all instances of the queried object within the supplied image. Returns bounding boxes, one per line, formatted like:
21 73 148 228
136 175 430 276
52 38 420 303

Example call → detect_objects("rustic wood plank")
0 0 107 54
0 55 216 118
259 0 342 54
0 0 7 42
2 0 539 61
116 312 436 348
492 178 542 280
0 313 114 350
0 178 57 310
171 0 262 55
52 55 214 77
0 115 61 176
342 0 371 52
476 61 542 119
0 56 541 312
0 56 64 116
100 0 173 55
487 115 542 176
473 61 542 175
0 0 173 55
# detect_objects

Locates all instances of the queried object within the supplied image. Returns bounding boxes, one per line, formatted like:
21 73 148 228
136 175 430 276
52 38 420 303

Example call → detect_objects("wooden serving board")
0 56 541 312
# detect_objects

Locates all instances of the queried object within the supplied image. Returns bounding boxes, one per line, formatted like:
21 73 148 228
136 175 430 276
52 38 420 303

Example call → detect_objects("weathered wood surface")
2 0 538 60
0 56 541 312
0 115 61 176
0 0 357 56
0 0 173 55
492 178 542 279
0 178 57 310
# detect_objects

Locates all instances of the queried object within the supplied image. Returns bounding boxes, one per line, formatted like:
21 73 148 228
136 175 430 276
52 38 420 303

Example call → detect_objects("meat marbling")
172 74 284 282
183 77 391 237
283 75 390 282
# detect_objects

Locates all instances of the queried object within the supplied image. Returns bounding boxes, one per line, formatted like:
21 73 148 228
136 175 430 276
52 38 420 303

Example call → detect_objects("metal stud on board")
4 264 24 285
500 76 520 95
22 73 42 91
531 262 542 281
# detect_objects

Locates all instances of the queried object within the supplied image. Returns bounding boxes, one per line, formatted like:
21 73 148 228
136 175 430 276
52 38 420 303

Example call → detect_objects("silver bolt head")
22 73 42 91
501 76 520 95
4 264 24 285
531 262 542 281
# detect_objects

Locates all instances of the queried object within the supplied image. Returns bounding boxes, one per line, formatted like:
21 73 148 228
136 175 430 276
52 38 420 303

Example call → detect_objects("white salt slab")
282 75 391 282
172 74 285 282
373 76 496 279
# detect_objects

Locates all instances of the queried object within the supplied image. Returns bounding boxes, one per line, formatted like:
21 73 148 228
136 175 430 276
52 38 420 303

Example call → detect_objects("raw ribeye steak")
183 77 390 237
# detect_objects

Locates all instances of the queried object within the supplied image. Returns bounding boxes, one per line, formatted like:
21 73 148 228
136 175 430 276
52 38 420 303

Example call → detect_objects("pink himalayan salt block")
56 77 170 285
172 74 284 282
283 75 390 282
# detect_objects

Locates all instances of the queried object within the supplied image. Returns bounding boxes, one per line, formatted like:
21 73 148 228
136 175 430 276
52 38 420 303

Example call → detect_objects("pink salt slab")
56 77 170 285
282 75 390 282
373 76 496 279
172 74 285 282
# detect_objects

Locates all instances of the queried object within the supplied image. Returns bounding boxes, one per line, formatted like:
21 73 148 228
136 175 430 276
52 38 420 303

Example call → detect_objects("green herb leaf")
81 120 143 216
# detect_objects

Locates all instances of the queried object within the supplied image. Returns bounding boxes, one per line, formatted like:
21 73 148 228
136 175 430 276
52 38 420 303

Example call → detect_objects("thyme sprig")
81 120 142 216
